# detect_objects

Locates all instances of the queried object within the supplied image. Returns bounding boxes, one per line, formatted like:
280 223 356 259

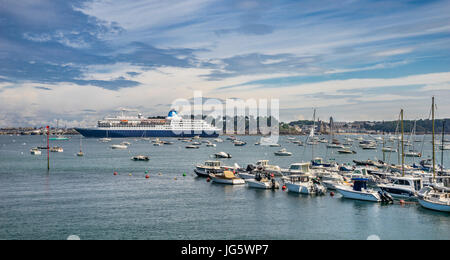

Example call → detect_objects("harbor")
0 131 448 240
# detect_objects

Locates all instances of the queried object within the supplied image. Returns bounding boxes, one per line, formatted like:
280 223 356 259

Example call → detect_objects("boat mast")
312 108 316 160
401 109 405 177
442 120 445 174
432 97 436 183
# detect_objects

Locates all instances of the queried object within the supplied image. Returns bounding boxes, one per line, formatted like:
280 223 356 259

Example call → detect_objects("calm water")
0 135 448 240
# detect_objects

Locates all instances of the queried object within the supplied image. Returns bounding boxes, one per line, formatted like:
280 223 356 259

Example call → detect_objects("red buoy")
145 175 150 179
282 185 287 190
114 172 118 176
207 178 211 183
330 192 335 197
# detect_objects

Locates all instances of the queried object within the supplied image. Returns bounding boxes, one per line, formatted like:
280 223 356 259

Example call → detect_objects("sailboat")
418 97 450 212
77 136 84 157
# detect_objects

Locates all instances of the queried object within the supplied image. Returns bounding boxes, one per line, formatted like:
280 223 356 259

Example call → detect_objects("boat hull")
75 128 220 138
418 199 450 212
336 187 381 202
212 177 245 185
246 179 279 190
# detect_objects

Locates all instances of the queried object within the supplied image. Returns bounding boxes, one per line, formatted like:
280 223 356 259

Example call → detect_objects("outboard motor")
378 191 394 204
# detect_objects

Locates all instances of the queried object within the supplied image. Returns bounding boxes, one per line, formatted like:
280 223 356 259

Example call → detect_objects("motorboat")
282 162 312 176
206 142 217 147
327 143 345 149
269 143 281 147
336 178 393 203
214 152 232 159
360 144 377 150
99 138 112 143
378 176 423 200
405 151 422 158
338 149 356 154
186 145 200 149
382 147 397 153
284 175 326 195
211 171 245 185
214 138 224 143
111 144 128 150
234 141 247 146
418 185 450 212
195 161 223 177
255 160 282 176
30 148 41 155
49 147 64 153
274 148 292 156
131 155 150 161
246 173 280 190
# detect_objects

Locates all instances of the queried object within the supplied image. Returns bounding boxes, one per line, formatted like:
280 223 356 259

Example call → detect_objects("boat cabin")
391 177 423 191
289 175 311 183
205 161 221 168
352 178 369 191
288 163 311 174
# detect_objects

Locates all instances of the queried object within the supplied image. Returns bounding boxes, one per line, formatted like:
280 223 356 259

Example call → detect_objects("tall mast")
432 97 436 182
312 108 316 160
442 121 445 174
401 109 405 177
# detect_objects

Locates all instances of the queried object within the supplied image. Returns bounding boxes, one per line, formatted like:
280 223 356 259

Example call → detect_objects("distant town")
1 118 448 136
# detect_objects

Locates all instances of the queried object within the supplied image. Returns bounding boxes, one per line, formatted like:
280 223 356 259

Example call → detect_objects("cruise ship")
75 110 221 138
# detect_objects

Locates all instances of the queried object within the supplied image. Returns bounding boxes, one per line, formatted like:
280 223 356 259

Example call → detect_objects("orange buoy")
399 200 406 205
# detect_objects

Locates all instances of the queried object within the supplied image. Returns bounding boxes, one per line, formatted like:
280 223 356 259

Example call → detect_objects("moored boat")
211 171 245 185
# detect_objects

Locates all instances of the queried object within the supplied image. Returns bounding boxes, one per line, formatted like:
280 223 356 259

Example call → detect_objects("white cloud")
373 48 414 57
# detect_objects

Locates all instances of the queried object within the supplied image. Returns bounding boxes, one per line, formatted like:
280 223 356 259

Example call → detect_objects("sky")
0 0 450 127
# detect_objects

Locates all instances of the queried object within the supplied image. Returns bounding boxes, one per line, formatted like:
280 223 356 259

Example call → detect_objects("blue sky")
0 0 450 126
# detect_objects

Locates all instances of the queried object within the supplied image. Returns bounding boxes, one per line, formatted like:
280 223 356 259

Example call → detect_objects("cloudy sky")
1 0 450 127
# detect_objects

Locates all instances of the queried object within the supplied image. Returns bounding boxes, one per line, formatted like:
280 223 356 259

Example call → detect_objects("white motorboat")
30 148 41 155
214 138 224 143
49 146 64 153
378 176 423 200
211 171 245 185
327 143 345 149
111 144 128 149
418 185 450 212
246 174 280 190
214 152 232 159
99 138 112 143
195 161 223 177
274 148 292 156
284 175 326 195
234 141 247 146
336 178 393 203
382 147 398 153
206 142 217 147
338 149 356 154
131 155 150 161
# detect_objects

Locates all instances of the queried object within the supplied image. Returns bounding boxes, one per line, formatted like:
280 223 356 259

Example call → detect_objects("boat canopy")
352 178 369 191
